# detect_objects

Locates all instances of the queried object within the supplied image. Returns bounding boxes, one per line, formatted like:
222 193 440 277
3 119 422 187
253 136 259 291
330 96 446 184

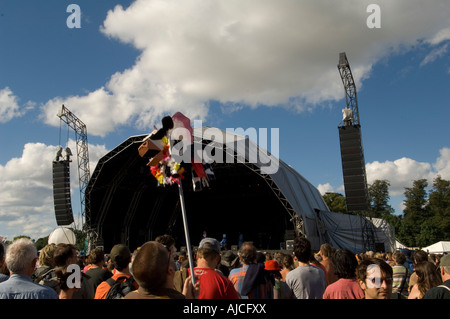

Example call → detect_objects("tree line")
322 176 450 248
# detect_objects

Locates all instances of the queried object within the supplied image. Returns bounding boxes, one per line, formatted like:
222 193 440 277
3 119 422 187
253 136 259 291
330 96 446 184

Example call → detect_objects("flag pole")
177 178 196 286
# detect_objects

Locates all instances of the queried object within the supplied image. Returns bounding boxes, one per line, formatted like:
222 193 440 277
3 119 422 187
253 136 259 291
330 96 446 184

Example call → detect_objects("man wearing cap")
423 254 450 299
94 244 138 299
192 237 239 299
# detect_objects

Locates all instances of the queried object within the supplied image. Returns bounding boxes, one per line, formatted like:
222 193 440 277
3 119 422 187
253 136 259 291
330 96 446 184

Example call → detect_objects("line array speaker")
52 160 74 226
338 125 370 212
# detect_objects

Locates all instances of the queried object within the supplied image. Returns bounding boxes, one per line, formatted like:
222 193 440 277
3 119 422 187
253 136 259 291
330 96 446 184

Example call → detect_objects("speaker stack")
338 125 370 212
52 160 74 226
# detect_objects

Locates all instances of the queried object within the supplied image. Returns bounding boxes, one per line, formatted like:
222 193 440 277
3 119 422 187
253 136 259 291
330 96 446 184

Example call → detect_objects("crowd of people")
0 235 449 299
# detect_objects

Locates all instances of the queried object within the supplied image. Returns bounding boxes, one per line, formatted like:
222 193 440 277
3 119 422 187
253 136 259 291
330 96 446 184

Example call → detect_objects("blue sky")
0 0 449 240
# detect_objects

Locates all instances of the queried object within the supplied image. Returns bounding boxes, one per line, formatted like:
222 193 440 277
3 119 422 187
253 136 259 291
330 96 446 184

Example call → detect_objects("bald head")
132 241 171 292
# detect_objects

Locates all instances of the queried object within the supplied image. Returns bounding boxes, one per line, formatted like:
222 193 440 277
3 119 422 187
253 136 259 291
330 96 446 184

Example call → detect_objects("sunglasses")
367 276 393 286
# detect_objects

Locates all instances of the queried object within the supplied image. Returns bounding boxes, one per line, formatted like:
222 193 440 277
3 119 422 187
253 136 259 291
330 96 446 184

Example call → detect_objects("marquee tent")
423 241 450 254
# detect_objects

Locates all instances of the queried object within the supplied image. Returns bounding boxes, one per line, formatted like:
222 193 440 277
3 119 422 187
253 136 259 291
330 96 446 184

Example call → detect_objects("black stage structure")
86 127 330 253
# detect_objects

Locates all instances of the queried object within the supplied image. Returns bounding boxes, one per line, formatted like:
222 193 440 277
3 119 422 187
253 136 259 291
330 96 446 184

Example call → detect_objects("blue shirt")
0 274 59 299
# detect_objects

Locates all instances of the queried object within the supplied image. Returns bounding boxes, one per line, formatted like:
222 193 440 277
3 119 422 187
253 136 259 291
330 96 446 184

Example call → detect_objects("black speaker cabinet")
338 125 370 212
52 161 74 226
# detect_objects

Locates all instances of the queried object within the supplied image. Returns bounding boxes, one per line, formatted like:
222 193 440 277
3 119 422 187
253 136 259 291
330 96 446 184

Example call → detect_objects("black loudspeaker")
338 125 370 212
52 161 74 226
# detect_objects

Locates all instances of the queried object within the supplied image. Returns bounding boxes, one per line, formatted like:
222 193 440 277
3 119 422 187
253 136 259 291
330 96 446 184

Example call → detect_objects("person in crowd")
423 254 450 299
429 253 438 266
94 244 138 299
391 251 408 296
31 243 57 284
54 264 80 299
408 249 428 293
385 252 394 266
434 254 443 269
220 234 227 251
280 253 293 282
0 243 9 283
408 261 442 299
310 252 326 277
265 259 292 299
53 243 94 299
174 259 189 293
176 250 187 271
319 243 337 286
85 247 113 292
155 234 177 256
220 250 239 277
285 237 326 299
124 241 198 299
31 243 59 294
190 237 238 299
323 249 364 299
228 241 273 299
402 249 414 272
356 257 396 299
0 238 59 299
365 250 375 259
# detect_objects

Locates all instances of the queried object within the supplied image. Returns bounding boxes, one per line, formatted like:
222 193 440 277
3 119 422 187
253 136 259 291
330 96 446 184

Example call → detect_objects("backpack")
105 276 136 299
34 267 60 294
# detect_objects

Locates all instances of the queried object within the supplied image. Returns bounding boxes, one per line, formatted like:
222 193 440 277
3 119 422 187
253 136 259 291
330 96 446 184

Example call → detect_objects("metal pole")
177 179 196 286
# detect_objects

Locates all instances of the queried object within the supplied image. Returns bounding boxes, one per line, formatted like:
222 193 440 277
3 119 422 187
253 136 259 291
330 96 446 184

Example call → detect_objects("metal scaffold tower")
337 52 375 252
57 105 95 247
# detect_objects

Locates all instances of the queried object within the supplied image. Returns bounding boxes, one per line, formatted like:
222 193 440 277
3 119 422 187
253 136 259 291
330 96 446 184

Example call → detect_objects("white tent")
395 240 409 250
423 241 450 254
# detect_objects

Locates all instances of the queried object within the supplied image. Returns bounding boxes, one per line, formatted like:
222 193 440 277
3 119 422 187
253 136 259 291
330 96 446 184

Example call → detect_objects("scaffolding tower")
337 52 375 252
57 105 95 248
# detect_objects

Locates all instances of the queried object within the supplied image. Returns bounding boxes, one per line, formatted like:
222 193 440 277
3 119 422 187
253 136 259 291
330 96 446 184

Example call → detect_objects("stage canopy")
85 126 394 253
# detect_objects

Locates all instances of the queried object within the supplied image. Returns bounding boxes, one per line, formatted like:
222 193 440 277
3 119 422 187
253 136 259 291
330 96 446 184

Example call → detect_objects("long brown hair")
415 261 442 297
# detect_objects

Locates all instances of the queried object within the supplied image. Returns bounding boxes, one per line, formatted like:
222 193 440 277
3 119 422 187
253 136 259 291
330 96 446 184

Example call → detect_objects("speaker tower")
52 160 74 226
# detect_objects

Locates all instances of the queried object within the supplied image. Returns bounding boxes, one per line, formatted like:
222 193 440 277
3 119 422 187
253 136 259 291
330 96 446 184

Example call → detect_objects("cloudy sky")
0 0 449 240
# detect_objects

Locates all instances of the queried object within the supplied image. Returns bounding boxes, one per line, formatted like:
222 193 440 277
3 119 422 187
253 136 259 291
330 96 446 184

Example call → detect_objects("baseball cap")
110 244 131 263
198 237 221 253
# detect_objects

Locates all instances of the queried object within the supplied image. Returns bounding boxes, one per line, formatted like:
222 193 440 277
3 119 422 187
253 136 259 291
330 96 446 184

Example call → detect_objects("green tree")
368 179 395 219
401 179 431 247
35 236 49 251
427 175 450 242
322 192 348 213
13 235 31 241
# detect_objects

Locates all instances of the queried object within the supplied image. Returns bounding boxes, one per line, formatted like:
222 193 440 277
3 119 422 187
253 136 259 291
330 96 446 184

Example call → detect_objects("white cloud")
317 183 335 195
421 43 449 66
319 147 450 200
0 87 27 123
0 142 108 240
433 147 450 180
39 0 450 137
426 27 450 45
365 147 450 196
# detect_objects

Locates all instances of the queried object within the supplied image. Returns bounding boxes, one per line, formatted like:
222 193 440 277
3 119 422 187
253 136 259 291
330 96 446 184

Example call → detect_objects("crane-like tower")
337 52 375 251
56 105 96 248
